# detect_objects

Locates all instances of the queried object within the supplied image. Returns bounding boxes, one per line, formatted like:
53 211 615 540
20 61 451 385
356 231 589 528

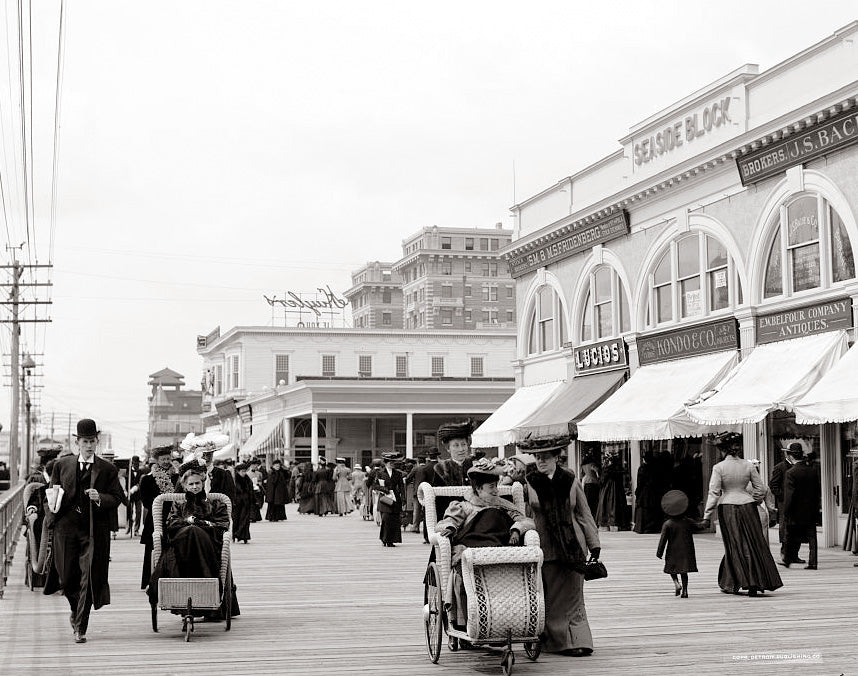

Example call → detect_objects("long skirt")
233 499 252 542
297 494 315 514
541 562 593 652
335 490 354 515
378 511 402 544
266 503 287 521
717 503 783 593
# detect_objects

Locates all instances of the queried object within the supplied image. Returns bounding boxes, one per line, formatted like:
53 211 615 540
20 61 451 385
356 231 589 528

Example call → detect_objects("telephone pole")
1 255 52 482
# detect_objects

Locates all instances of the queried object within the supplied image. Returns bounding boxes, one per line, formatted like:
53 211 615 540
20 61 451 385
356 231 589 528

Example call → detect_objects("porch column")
283 417 291 460
497 443 505 459
406 412 414 459
311 412 320 465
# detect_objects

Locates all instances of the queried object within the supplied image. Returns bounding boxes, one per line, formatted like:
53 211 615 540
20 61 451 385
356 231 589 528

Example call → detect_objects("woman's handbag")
583 556 608 581
378 492 395 507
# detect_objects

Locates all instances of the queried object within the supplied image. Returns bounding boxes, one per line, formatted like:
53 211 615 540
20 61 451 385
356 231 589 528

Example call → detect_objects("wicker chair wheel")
224 567 233 631
524 641 540 660
424 562 443 663
501 649 515 676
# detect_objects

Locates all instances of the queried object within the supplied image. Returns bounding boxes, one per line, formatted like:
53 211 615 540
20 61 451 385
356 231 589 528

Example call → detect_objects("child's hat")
661 489 689 517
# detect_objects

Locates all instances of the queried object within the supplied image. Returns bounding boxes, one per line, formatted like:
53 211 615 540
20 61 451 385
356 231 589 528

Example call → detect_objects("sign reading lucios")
506 211 630 278
633 97 734 166
756 298 852 345
736 109 858 185
573 337 628 375
638 318 738 366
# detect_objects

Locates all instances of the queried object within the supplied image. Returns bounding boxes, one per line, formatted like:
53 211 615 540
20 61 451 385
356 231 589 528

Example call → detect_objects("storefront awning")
685 330 848 426
241 415 286 457
514 370 627 438
471 380 565 448
577 350 739 441
791 338 857 424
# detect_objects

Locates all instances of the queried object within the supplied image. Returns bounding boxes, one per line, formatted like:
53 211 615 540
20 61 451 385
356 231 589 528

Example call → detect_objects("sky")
0 0 856 456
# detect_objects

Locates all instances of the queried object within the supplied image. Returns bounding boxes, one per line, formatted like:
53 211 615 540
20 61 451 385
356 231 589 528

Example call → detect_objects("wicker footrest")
158 578 220 610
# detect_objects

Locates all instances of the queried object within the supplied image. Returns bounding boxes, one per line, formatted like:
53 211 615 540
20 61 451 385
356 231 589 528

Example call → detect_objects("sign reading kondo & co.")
506 210 630 278
756 298 852 345
736 108 858 186
572 337 628 375
637 318 738 366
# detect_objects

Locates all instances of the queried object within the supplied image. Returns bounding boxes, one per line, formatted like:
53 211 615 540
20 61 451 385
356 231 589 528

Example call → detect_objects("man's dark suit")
783 460 821 567
412 459 438 542
769 459 792 558
48 454 124 634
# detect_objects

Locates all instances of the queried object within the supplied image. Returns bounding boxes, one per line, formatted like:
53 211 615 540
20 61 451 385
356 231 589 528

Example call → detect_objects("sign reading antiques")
736 109 858 186
506 210 630 278
756 298 852 345
264 285 349 327
638 318 738 366
572 337 628 375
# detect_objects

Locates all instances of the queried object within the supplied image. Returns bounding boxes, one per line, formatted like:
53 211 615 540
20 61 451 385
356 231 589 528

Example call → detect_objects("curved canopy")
793 341 858 424
471 381 565 448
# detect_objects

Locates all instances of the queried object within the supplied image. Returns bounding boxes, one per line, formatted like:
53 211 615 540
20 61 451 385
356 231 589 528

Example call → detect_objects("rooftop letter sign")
506 210 630 278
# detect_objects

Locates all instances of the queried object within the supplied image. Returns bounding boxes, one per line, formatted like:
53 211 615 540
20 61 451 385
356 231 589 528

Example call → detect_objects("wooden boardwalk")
1 504 855 676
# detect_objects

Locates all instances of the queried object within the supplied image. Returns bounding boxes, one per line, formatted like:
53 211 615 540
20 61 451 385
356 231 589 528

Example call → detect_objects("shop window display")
594 443 632 531
767 410 821 527
580 266 631 342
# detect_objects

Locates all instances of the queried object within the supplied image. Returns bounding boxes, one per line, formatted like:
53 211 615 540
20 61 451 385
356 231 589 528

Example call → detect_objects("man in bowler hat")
782 445 821 569
47 418 124 643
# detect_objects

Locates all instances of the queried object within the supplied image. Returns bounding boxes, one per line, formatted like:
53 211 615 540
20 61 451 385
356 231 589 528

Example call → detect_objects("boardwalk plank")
1 504 855 675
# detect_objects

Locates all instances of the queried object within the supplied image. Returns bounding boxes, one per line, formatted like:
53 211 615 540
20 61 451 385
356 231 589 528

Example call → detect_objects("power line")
48 0 65 267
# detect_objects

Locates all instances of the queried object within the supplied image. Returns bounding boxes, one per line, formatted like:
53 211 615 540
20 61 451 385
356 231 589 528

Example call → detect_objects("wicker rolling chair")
417 482 545 645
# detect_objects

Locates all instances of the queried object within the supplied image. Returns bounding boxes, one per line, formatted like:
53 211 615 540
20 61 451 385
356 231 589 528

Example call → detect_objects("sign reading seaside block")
756 298 852 345
506 211 630 278
736 109 858 185
637 318 738 366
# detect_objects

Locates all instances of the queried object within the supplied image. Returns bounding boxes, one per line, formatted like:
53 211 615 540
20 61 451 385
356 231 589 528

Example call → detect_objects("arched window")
293 418 327 438
526 285 567 355
763 194 855 299
580 266 630 341
646 232 742 327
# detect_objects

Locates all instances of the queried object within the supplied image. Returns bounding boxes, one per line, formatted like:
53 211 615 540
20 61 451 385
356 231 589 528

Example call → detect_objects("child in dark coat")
656 490 704 598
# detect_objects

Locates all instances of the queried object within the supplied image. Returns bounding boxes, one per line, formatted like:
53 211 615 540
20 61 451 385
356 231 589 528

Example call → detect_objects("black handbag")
583 556 608 581
378 492 395 507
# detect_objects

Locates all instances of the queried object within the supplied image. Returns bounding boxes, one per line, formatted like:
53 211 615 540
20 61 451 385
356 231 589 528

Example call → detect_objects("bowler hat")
786 442 804 458
427 448 440 458
661 490 689 517
74 418 100 438
382 451 401 462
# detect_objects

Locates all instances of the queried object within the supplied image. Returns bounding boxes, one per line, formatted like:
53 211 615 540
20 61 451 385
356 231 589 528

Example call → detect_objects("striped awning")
241 416 286 457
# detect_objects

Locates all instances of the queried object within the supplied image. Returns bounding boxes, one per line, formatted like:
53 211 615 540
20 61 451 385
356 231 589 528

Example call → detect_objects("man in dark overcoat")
412 448 439 542
47 419 124 643
769 446 799 563
782 448 821 569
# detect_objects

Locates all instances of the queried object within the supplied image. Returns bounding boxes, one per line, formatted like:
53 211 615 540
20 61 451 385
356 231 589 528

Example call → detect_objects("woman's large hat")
466 457 506 483
661 490 689 517
516 434 571 455
381 451 401 462
437 420 474 444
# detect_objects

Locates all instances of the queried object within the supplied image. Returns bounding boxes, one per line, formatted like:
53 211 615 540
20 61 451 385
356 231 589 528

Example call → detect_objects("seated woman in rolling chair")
148 460 239 617
435 458 534 630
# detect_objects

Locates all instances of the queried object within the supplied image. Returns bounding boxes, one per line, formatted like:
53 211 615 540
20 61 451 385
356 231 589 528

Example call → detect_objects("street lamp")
21 354 35 477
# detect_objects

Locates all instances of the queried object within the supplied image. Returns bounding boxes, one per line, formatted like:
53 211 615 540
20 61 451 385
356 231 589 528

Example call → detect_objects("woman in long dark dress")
595 452 631 530
148 461 240 618
371 451 405 547
520 434 601 657
139 446 175 589
633 452 662 534
701 433 782 597
265 459 289 521
232 462 253 543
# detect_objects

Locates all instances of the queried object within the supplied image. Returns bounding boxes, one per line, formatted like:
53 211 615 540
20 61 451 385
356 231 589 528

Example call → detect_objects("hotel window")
396 355 408 377
646 232 743 328
465 237 474 251
527 285 567 355
431 356 445 377
489 262 498 277
442 260 452 275
382 288 391 303
470 357 484 377
506 286 514 299
441 309 453 325
358 355 372 378
214 364 223 395
763 194 855 299
479 238 489 251
506 310 514 322
481 262 490 276
581 266 631 341
486 310 498 323
464 285 472 297
382 312 391 326
465 261 472 273
465 309 472 322
274 354 289 386
441 236 452 250
322 355 336 377
490 238 499 251
229 355 240 390
441 284 453 298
